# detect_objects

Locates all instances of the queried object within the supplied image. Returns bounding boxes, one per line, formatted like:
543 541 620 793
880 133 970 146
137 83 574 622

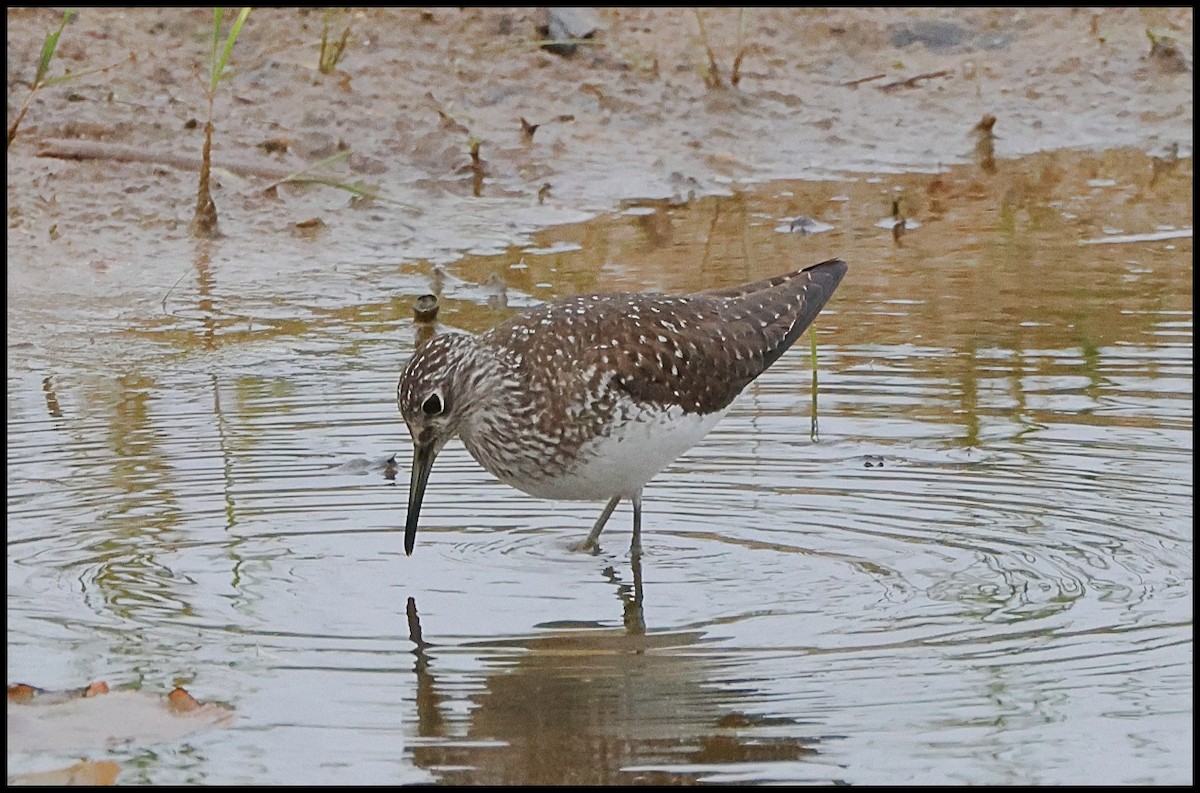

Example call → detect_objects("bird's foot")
570 538 601 555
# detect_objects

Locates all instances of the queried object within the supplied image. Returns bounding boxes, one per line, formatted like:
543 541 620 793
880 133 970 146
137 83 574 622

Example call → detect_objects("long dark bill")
405 441 438 556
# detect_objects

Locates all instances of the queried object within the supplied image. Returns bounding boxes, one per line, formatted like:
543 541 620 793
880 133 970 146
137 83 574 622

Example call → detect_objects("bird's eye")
422 392 444 416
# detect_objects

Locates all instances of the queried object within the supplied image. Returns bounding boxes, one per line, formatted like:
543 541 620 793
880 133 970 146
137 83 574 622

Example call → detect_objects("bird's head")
397 332 482 555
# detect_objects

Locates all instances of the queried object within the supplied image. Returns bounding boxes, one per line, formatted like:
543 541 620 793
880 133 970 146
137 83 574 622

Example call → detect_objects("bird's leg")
633 489 643 556
623 552 646 634
629 488 643 559
573 495 621 553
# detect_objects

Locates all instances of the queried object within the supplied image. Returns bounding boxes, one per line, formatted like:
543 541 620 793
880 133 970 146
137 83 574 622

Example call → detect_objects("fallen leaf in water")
7 684 40 704
7 759 121 786
167 687 201 714
7 685 234 755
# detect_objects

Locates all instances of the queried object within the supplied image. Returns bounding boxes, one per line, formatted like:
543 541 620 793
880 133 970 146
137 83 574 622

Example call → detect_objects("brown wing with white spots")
730 258 847 369
485 259 847 418
699 258 845 300
611 258 846 412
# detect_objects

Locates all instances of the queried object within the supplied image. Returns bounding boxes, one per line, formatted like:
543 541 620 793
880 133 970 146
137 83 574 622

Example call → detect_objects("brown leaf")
84 680 110 698
8 682 41 703
167 686 201 714
8 760 121 786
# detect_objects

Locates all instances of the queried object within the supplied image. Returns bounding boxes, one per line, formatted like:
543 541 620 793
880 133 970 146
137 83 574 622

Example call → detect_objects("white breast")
513 402 728 501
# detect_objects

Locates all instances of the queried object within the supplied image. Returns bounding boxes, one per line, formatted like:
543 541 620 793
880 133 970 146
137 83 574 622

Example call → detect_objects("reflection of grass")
7 9 127 148
191 7 252 238
809 328 822 441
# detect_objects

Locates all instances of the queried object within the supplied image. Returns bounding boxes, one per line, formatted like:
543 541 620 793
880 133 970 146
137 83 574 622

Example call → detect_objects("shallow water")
6 149 1193 784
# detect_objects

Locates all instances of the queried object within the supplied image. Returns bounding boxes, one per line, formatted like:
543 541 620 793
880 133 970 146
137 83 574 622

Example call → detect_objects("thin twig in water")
843 73 887 88
877 70 953 92
161 266 194 313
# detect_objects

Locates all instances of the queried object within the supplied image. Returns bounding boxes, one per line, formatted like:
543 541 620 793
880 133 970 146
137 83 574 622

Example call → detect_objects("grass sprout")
319 9 351 74
191 7 252 238
7 9 128 148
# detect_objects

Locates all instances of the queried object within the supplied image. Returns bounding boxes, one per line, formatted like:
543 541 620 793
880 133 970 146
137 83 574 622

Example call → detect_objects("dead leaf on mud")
294 217 328 238
520 117 540 143
257 136 292 155
1146 30 1191 73
425 92 469 134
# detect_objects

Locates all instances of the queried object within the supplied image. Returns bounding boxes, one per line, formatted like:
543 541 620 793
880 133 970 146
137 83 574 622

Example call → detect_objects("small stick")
843 73 887 88
877 70 953 92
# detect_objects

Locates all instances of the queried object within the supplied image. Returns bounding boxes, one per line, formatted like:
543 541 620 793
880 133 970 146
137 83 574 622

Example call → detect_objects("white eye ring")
421 389 444 416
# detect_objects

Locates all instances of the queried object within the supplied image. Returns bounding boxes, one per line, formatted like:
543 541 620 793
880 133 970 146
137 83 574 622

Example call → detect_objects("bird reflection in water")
403 557 838 785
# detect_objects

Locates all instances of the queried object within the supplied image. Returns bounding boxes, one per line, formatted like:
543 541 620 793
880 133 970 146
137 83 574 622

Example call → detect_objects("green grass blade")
210 8 223 89
210 7 251 91
42 55 131 88
216 8 252 88
35 9 73 85
283 149 353 177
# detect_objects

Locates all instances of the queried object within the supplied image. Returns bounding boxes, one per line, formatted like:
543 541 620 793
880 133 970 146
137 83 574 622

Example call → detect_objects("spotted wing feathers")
486 259 846 417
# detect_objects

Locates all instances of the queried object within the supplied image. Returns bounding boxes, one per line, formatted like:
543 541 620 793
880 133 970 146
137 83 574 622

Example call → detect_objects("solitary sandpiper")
397 258 848 556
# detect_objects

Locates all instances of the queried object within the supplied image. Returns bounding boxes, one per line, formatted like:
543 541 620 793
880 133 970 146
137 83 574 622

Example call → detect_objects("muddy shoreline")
7 8 1192 244
4 8 1193 371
